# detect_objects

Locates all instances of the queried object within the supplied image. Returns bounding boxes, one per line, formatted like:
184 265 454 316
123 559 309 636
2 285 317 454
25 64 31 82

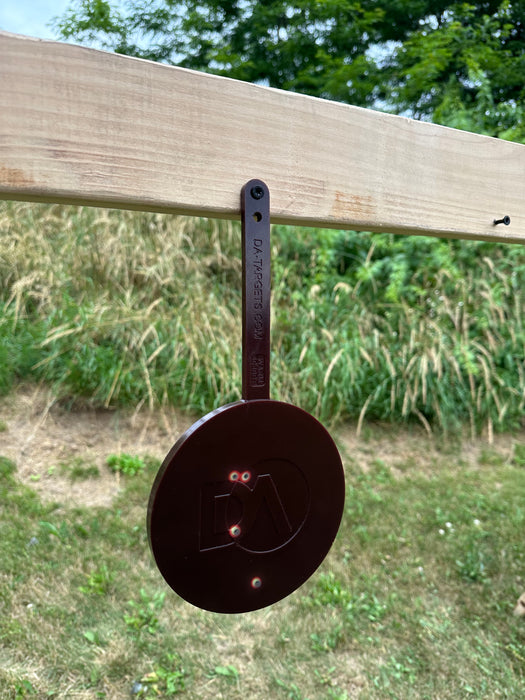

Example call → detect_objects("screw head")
250 185 264 200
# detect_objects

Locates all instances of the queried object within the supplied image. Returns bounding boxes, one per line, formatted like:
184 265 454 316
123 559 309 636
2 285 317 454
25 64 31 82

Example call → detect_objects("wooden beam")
1 30 524 243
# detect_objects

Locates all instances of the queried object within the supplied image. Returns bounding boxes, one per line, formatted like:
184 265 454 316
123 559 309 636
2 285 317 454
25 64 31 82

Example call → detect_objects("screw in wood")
493 216 511 226
250 185 265 200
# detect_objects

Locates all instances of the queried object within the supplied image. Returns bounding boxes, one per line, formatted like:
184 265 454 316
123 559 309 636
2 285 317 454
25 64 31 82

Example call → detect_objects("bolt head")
250 186 264 200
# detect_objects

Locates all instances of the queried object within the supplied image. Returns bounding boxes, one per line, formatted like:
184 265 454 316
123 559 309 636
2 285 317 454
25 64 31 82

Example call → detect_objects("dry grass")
1 386 525 698
1 201 524 434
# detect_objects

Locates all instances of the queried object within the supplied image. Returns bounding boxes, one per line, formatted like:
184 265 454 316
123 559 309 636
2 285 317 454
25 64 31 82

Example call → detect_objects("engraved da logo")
199 458 309 553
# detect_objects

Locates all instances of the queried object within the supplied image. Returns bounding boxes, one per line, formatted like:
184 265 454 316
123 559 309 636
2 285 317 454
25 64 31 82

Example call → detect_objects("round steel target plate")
147 399 344 613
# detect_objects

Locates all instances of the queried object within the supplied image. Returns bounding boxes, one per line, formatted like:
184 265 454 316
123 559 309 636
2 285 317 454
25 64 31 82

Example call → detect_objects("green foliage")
0 456 16 479
304 572 387 623
106 453 145 476
13 679 36 698
209 664 240 682
1 201 525 435
139 656 186 697
275 678 304 699
52 1 525 137
52 0 388 106
79 564 115 595
386 2 525 139
372 654 418 693
513 443 525 467
272 225 525 433
124 588 166 634
59 456 100 481
39 520 70 544
82 629 105 645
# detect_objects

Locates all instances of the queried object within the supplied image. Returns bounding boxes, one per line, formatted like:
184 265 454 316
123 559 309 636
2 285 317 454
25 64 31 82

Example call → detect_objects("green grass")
1 201 525 434
1 438 525 699
106 453 146 476
1 199 525 695
58 456 100 481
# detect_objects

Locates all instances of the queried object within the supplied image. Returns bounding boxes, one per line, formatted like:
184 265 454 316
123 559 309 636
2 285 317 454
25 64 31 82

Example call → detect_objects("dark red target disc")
147 180 345 613
148 399 344 613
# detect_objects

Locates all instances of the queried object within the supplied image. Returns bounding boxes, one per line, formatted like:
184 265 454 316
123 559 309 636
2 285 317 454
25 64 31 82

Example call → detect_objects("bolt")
251 577 262 589
494 216 511 226
250 185 264 200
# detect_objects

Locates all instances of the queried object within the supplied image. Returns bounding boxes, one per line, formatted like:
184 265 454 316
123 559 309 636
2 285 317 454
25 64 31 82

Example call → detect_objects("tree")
385 1 525 140
52 0 525 139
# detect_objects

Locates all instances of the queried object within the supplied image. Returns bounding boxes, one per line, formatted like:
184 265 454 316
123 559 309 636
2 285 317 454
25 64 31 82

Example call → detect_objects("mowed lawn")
1 395 525 699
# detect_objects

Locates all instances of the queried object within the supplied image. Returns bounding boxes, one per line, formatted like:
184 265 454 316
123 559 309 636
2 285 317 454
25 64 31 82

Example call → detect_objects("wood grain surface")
1 31 524 242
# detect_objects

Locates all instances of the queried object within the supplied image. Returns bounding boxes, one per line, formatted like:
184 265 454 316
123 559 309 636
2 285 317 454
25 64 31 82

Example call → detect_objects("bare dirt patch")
336 421 520 478
0 384 521 508
0 384 192 507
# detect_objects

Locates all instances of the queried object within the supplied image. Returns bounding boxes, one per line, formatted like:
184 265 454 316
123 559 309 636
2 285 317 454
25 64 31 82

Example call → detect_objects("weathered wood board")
1 30 524 242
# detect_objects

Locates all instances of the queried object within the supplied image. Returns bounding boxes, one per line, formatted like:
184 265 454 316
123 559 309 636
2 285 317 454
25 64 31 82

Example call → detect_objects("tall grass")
1 201 524 433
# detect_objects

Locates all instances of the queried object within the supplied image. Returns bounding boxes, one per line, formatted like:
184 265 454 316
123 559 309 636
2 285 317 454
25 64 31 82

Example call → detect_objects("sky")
0 0 74 40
